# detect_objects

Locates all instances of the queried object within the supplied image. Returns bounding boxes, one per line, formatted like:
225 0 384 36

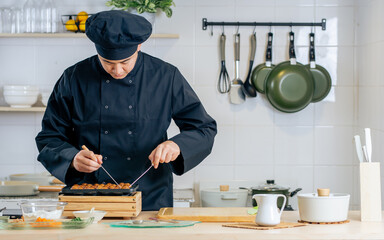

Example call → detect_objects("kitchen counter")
0 211 383 240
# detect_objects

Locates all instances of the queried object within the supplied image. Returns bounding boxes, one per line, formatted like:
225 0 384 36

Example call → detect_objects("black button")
105 130 109 134
127 157 131 161
106 80 110 83
129 105 133 109
104 156 108 160
105 105 109 109
128 131 132 135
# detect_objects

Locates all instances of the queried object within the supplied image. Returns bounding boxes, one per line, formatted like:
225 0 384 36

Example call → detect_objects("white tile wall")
0 0 378 209
356 0 384 210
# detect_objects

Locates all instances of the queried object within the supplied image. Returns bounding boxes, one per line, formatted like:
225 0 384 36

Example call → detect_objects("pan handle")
290 188 302 197
289 31 297 64
266 32 273 66
309 33 316 68
38 185 64 192
52 178 64 185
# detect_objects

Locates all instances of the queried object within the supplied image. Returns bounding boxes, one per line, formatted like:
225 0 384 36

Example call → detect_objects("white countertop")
0 211 383 240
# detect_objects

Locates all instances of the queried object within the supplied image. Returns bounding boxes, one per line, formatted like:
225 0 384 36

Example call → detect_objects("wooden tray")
60 192 141 218
157 207 255 222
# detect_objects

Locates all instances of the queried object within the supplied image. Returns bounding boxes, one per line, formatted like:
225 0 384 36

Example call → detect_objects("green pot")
250 180 302 209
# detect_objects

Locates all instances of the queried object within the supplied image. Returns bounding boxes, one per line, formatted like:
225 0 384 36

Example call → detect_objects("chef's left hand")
149 140 180 169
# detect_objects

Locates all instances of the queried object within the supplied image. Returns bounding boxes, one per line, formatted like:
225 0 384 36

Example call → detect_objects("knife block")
359 162 382 221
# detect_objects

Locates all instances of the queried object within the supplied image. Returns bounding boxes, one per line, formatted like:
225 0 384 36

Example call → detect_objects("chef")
35 10 217 211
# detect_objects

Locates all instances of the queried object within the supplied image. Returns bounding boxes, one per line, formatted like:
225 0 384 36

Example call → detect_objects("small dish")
73 210 107 223
0 216 9 223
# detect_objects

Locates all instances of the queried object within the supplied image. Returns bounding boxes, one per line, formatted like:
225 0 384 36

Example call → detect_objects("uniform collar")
95 51 143 80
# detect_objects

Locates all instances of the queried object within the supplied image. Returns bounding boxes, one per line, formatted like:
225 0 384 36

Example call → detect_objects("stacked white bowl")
40 91 51 106
3 85 39 108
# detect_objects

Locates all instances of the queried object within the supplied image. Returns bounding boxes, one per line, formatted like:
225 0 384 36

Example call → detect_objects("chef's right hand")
71 149 103 173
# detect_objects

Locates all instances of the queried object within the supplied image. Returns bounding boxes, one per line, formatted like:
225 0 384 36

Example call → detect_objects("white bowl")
3 85 39 92
40 92 51 106
297 193 350 222
4 94 38 108
4 90 39 96
73 210 107 223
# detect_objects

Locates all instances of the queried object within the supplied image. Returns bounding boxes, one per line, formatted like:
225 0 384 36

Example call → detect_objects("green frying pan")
251 32 275 93
265 32 314 113
305 33 332 102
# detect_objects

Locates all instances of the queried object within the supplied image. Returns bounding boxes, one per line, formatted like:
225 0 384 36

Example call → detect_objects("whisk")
218 33 230 93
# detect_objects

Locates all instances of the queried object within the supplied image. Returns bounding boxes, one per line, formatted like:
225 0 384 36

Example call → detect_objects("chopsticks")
81 145 122 189
149 217 179 223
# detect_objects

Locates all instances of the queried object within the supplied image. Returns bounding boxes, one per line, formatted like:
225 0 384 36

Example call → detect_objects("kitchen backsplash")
0 0 382 210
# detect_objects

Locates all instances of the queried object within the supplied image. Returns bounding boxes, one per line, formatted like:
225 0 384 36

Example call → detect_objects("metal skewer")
130 165 153 187
81 145 121 189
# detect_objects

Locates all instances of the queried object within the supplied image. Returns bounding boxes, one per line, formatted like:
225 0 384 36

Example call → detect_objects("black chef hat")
85 10 152 60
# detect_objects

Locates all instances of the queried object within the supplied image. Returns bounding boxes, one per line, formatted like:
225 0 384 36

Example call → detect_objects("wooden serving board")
298 219 350 225
60 191 141 218
157 207 255 222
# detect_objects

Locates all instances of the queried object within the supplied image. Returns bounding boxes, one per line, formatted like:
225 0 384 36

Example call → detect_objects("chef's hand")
71 149 103 173
149 140 180 169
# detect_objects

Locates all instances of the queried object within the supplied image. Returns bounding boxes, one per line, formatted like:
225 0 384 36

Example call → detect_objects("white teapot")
253 194 286 226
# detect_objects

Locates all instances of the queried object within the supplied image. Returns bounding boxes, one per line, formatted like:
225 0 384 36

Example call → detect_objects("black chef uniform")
35 10 217 211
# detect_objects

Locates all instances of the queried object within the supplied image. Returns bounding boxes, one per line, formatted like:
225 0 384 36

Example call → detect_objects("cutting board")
157 207 255 222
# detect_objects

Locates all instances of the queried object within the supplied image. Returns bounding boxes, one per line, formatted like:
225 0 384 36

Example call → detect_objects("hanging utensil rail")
202 18 326 31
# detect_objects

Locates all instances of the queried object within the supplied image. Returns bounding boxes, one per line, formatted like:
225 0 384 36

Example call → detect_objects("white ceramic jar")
297 193 350 222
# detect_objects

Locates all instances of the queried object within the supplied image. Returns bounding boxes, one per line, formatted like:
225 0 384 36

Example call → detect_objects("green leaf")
105 0 174 17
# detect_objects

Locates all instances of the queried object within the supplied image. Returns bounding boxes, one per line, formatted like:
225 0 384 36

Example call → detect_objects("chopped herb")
71 217 82 222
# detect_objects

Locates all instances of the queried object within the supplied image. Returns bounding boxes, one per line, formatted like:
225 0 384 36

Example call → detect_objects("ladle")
241 33 257 97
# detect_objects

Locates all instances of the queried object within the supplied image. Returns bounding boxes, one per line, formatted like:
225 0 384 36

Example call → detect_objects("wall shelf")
0 33 179 39
0 106 46 112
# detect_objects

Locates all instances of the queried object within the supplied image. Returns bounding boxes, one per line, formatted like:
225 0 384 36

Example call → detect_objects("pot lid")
297 193 350 199
252 180 289 191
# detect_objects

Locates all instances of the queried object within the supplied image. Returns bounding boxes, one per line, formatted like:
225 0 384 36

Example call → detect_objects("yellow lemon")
76 11 88 22
65 19 78 32
79 20 86 32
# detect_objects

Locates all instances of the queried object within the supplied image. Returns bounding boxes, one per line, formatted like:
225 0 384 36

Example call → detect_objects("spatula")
229 33 246 104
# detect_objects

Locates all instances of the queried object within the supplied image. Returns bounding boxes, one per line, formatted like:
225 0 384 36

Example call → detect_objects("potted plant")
106 0 175 24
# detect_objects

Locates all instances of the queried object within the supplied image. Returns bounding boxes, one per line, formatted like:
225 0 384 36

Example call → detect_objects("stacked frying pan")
220 30 331 113
253 31 331 112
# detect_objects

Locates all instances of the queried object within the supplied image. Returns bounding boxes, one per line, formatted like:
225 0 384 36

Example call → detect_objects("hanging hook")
290 23 293 32
253 22 256 34
236 22 239 34
311 23 314 33
221 22 225 35
269 23 272 32
210 25 213 36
